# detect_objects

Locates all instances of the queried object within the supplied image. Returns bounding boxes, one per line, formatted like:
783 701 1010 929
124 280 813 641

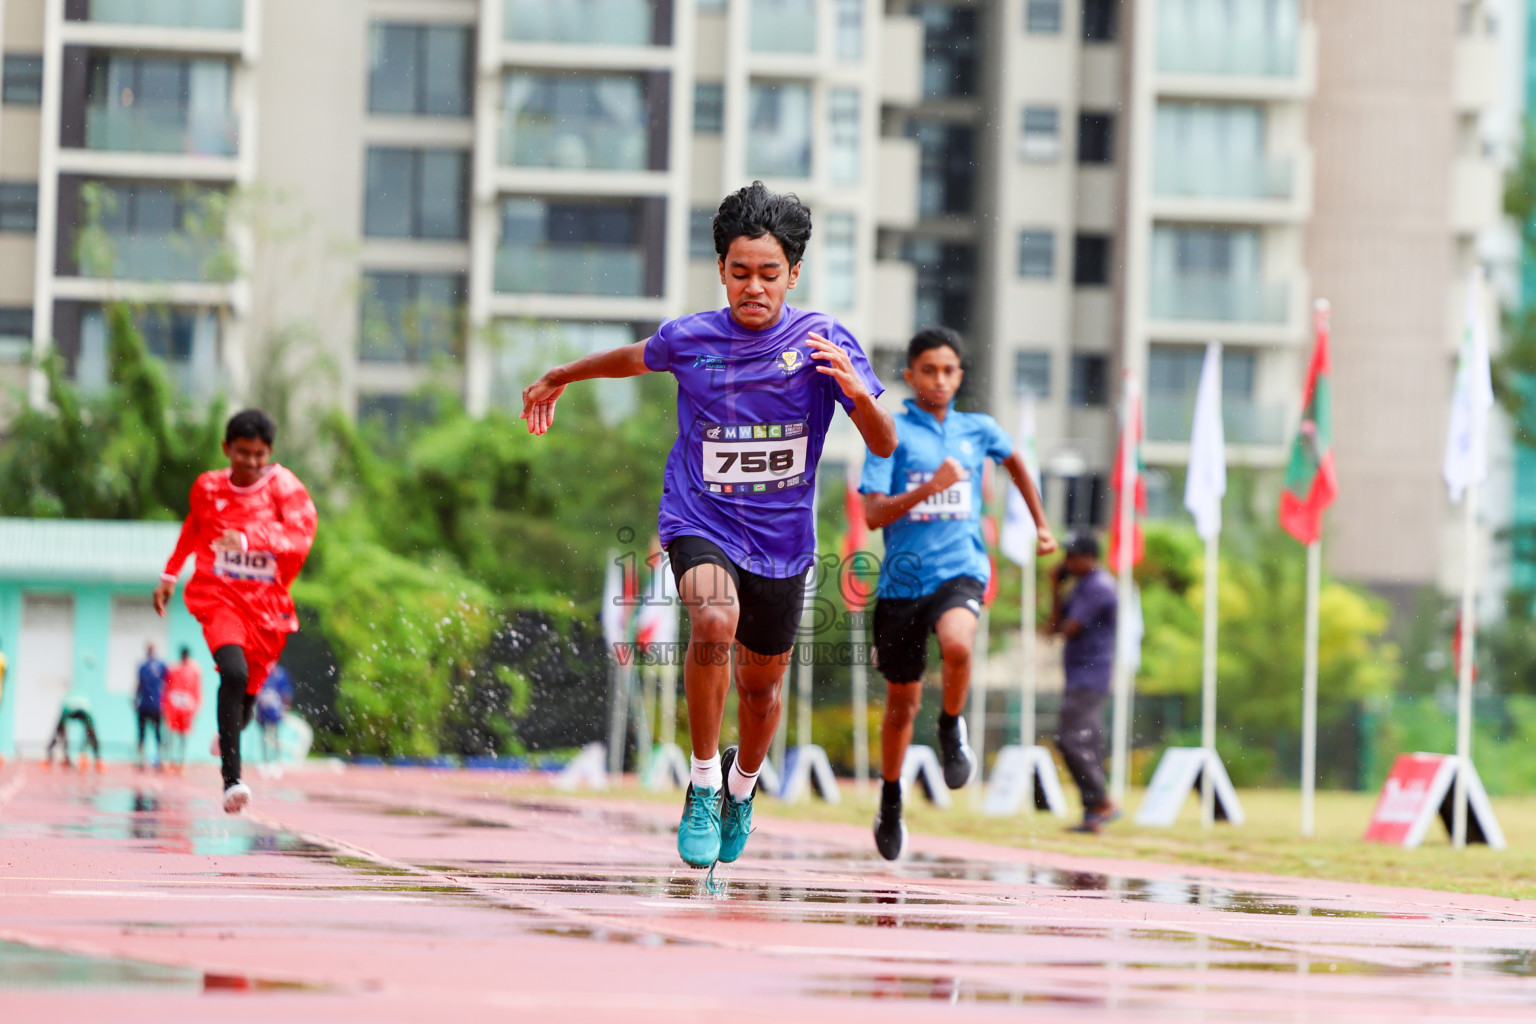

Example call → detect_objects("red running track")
2 761 1536 1022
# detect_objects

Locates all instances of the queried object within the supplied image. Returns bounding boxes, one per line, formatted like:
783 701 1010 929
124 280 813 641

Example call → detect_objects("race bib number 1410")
215 549 278 583
701 421 810 495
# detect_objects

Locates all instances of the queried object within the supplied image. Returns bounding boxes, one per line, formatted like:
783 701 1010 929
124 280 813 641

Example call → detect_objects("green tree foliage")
1134 519 1399 785
0 305 224 519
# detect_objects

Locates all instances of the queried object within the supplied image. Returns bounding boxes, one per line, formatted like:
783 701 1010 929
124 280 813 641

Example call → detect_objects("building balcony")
1149 274 1289 326
1452 155 1500 235
1151 149 1312 223
71 0 243 30
80 232 231 283
83 104 238 158
749 0 816 54
880 16 923 107
1454 32 1499 111
1155 17 1316 99
499 119 649 172
494 244 647 297
875 136 918 229
503 0 662 47
1146 395 1287 447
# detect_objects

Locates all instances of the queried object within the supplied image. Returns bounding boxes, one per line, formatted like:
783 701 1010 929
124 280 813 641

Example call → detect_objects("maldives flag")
1108 378 1146 568
840 462 875 610
981 461 999 606
1279 302 1337 545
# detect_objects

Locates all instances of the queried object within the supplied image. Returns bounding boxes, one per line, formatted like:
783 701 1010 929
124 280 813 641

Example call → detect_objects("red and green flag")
1279 303 1338 545
1109 378 1146 569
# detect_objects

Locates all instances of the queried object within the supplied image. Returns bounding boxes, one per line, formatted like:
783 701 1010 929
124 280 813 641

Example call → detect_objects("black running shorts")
666 535 808 657
872 575 986 684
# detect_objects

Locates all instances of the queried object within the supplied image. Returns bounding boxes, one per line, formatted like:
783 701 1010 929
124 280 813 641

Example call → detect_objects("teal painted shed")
0 519 218 763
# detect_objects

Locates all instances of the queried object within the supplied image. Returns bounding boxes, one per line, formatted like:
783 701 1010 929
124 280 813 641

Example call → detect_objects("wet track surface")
3 764 1536 1021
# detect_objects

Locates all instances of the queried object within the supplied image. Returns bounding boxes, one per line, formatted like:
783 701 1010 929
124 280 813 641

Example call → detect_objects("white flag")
634 555 679 648
601 555 628 649
1183 342 1227 541
1116 583 1144 674
1000 393 1041 566
1444 266 1494 504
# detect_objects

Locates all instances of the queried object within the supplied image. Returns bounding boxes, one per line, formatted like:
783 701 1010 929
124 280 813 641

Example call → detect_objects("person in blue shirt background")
135 643 167 771
257 664 294 763
860 327 1056 860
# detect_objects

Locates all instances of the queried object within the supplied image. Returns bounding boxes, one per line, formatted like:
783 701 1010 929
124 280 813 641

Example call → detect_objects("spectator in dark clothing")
135 644 167 771
1048 532 1120 833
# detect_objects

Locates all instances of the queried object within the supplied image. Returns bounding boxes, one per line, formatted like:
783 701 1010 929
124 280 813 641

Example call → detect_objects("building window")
2 54 42 105
1064 473 1105 527
1078 112 1114 164
1018 230 1055 278
835 0 864 59
917 3 979 99
1015 349 1051 398
1082 0 1117 41
1073 233 1110 285
689 206 715 260
364 148 469 240
369 24 472 117
501 72 658 171
824 212 857 311
359 271 466 363
697 0 726 10
82 53 236 157
496 196 660 298
77 305 220 396
0 307 32 342
1021 107 1060 161
751 0 816 54
1026 0 1062 33
913 121 975 216
0 182 38 232
494 320 644 422
504 0 665 46
906 238 975 333
1070 354 1108 407
746 80 812 178
829 88 860 187
694 82 724 133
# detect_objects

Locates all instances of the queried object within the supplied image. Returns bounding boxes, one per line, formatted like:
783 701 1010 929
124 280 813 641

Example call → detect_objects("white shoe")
222 782 251 814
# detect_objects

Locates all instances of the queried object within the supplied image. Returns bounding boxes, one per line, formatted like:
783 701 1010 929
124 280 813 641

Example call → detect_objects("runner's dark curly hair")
712 181 812 266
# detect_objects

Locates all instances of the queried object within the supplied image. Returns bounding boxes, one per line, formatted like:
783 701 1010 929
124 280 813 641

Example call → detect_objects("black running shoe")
873 793 907 861
936 716 977 789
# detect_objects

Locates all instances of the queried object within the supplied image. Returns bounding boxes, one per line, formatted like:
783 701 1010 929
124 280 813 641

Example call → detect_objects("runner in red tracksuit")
154 409 317 814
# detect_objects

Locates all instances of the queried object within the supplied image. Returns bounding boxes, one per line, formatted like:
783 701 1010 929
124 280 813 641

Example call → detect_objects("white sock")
728 759 760 801
690 753 722 791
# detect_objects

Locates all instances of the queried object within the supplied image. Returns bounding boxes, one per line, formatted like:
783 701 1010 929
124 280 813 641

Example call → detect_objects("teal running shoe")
718 746 755 864
677 782 722 868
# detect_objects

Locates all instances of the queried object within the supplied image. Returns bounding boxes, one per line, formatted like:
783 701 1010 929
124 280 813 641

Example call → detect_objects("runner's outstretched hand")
520 375 567 435
808 333 868 400
1035 526 1058 557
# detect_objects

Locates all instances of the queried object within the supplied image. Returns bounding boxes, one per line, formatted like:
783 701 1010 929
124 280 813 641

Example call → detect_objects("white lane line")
51 889 428 903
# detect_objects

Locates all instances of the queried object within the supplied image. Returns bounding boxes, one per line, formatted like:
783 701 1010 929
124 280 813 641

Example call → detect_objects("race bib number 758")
701 421 810 495
215 549 278 583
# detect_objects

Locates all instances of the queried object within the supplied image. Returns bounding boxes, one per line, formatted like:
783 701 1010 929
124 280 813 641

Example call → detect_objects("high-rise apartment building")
0 0 923 433
0 0 1512 596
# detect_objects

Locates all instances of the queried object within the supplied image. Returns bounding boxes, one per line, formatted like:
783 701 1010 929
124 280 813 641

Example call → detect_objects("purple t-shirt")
643 305 883 578
1061 568 1118 692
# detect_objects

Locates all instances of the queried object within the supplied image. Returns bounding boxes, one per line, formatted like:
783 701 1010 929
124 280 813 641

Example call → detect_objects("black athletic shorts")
666 535 808 657
872 575 986 684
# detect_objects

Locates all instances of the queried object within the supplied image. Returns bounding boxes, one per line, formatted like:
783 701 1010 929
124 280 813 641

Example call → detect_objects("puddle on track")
0 939 323 994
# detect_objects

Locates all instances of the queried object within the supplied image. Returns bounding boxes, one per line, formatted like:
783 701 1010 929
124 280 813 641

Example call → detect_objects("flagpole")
1109 375 1139 805
660 661 677 749
969 608 989 806
796 580 813 749
1200 522 1219 829
851 610 869 793
1021 552 1037 750
1454 480 1479 848
1300 538 1321 837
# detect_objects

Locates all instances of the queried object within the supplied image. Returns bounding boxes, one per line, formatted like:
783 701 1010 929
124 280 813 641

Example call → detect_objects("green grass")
490 779 1536 901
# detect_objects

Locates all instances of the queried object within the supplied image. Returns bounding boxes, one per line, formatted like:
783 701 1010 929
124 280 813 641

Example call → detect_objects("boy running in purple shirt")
522 182 897 870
